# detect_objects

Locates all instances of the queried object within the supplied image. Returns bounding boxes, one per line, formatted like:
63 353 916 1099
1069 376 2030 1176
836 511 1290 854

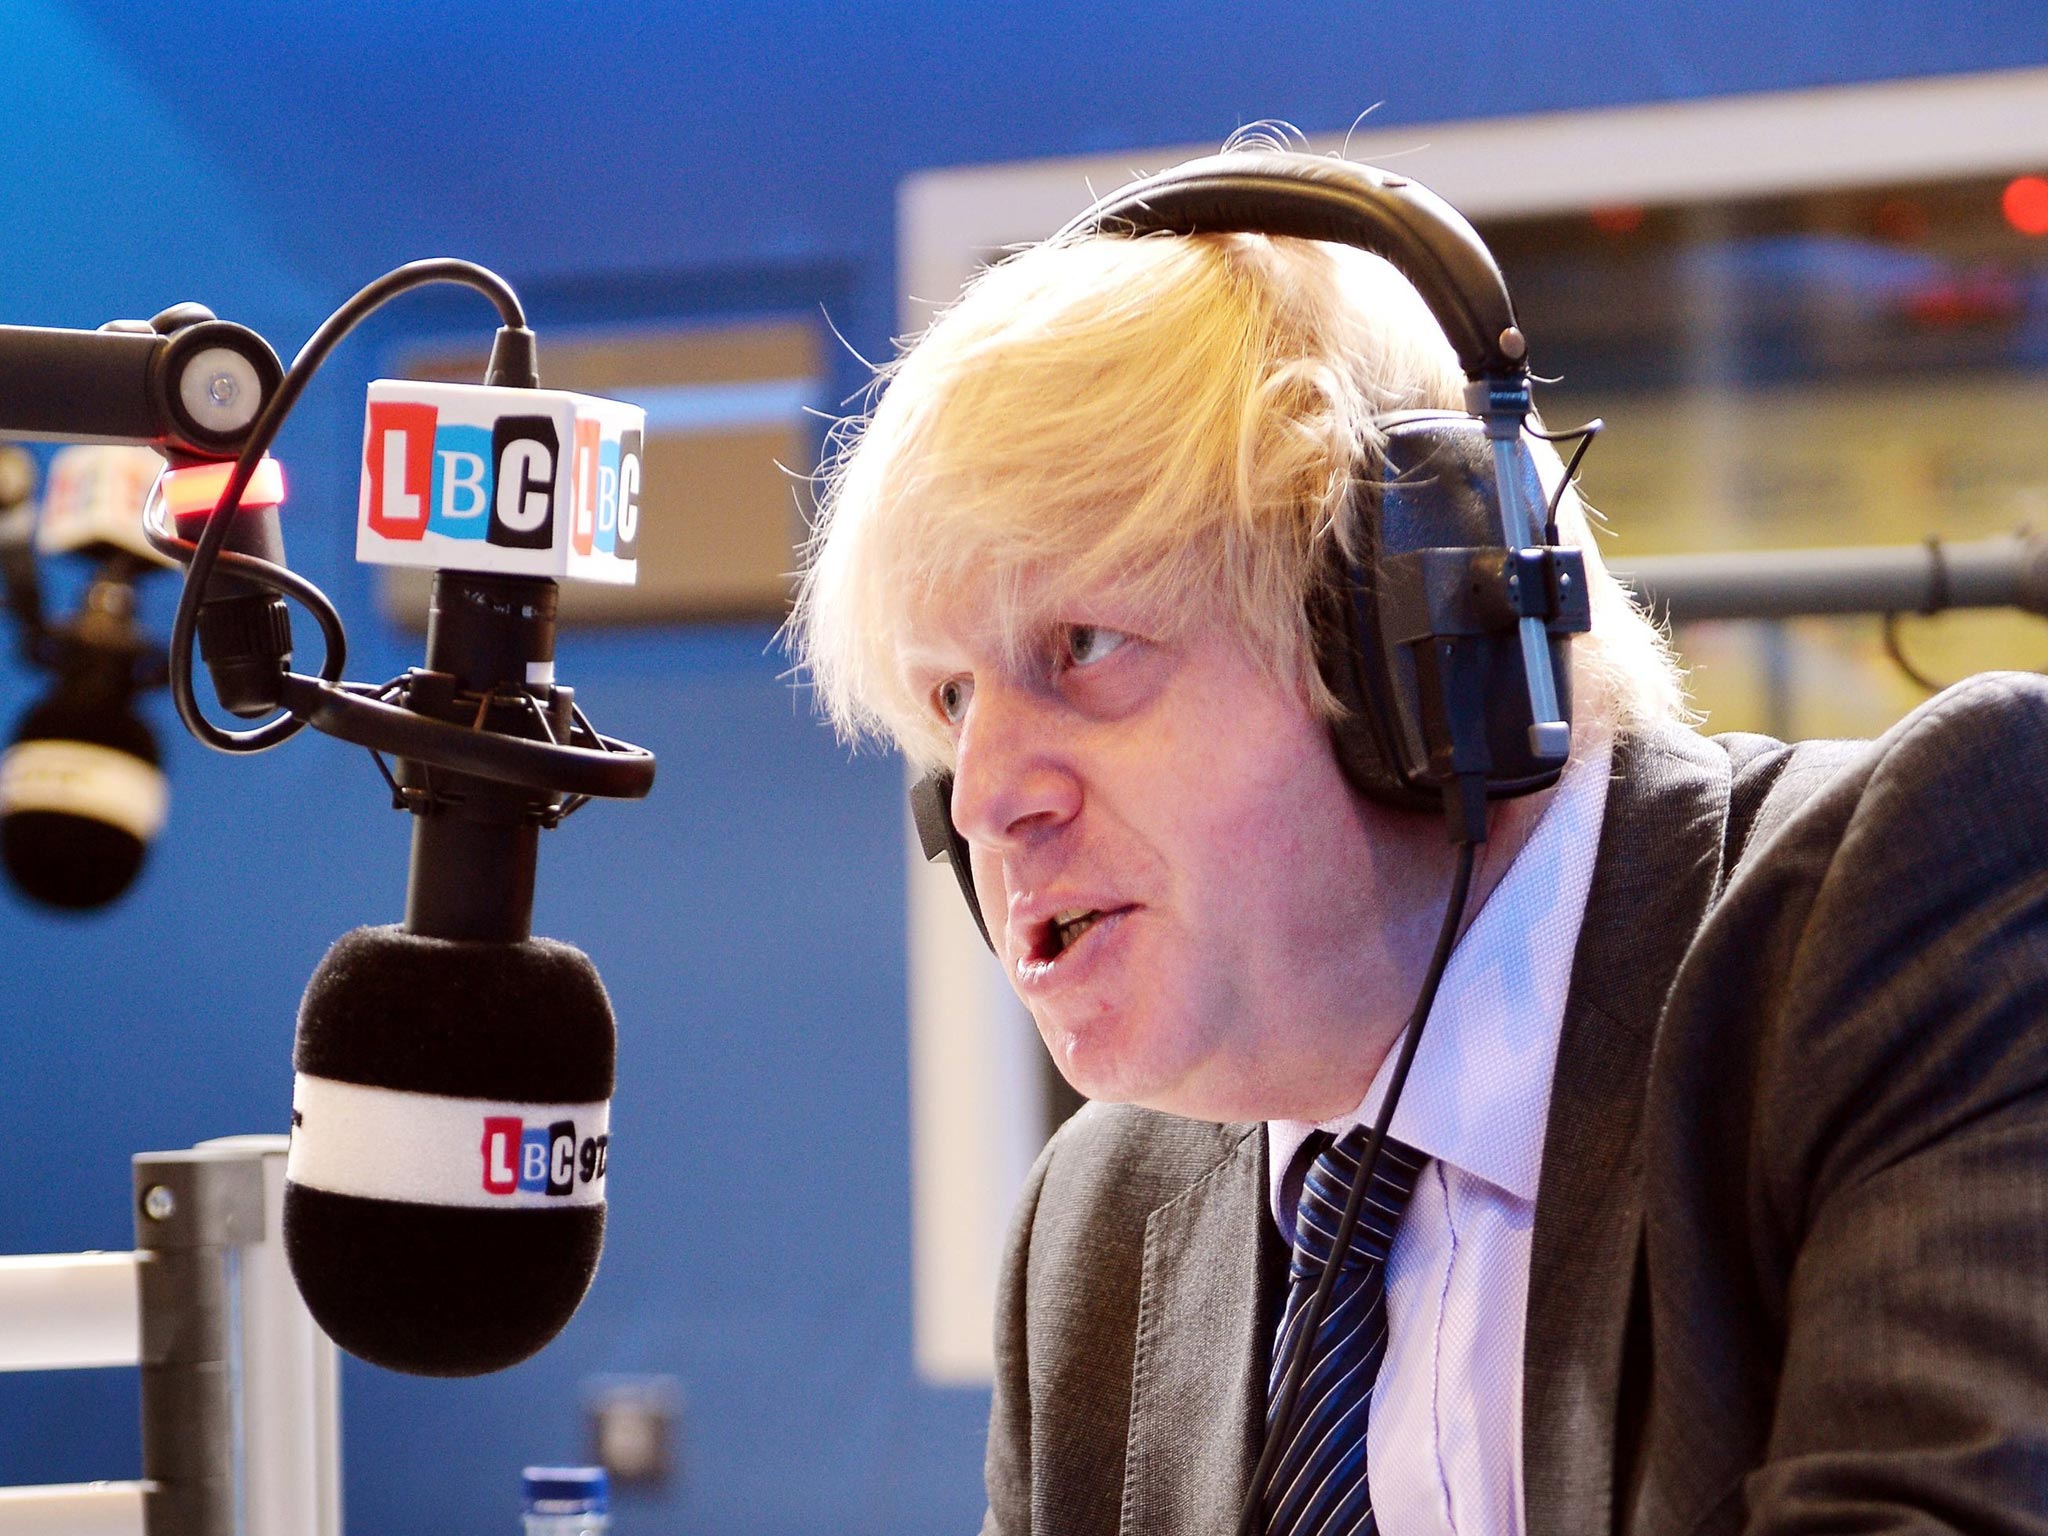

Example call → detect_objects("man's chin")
1033 1010 1134 1103
1033 1008 1202 1113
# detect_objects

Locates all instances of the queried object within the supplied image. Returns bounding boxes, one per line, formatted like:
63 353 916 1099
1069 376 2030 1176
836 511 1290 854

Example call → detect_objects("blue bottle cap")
522 1466 609 1515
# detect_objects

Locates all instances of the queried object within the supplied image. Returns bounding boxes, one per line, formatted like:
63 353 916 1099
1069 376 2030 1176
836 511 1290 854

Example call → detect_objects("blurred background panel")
1490 171 2048 738
0 5 2044 1535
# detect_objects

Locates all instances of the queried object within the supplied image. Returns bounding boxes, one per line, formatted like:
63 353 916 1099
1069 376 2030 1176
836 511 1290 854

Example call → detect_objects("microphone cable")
143 259 530 753
1235 834 1477 1536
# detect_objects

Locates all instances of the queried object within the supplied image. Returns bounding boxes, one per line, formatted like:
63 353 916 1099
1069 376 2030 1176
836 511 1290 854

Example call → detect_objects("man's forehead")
895 566 1164 670
893 576 1039 679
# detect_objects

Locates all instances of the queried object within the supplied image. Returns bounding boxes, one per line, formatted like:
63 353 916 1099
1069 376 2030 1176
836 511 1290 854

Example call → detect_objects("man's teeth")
1051 909 1102 954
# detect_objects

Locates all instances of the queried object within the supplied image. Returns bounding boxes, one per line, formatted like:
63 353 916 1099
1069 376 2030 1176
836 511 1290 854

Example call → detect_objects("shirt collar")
1267 737 1614 1227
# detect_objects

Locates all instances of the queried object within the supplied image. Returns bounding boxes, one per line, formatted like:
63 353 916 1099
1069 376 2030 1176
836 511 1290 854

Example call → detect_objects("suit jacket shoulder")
1634 671 2048 1533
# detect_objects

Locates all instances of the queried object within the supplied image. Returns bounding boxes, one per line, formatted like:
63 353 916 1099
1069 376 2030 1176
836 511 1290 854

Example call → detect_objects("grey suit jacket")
982 673 2048 1536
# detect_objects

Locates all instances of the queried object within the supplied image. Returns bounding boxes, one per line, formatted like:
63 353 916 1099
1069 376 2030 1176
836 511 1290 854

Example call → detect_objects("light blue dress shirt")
1268 738 1613 1536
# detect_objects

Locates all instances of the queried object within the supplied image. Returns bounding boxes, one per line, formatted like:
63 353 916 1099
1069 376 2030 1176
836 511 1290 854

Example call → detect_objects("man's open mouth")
1032 907 1132 962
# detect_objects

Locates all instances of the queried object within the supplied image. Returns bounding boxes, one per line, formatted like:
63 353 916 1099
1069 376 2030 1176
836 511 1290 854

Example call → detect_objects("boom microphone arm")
0 310 281 461
1614 533 2048 624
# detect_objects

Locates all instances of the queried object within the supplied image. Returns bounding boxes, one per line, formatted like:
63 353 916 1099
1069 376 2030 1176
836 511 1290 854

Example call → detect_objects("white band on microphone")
0 740 167 840
287 1073 609 1209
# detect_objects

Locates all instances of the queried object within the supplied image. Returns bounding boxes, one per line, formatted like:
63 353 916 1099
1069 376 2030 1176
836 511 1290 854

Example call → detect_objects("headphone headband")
1054 152 1527 381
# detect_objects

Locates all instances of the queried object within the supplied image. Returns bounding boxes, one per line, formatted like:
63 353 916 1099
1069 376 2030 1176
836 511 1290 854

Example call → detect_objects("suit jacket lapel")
1121 1123 1271 1536
1523 724 1731 1536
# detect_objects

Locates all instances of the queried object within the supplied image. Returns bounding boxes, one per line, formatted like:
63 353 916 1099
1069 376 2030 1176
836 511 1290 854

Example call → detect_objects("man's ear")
910 770 995 954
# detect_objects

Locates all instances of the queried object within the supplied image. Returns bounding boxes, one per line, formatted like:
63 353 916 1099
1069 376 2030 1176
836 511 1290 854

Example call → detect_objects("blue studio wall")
3 4 2045 1533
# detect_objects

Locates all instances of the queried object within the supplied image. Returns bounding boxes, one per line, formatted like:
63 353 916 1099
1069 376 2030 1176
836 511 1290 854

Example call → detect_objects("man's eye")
934 677 974 723
1064 625 1129 668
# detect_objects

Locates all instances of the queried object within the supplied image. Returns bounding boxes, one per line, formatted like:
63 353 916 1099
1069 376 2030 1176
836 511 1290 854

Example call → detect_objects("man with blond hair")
793 150 2048 1536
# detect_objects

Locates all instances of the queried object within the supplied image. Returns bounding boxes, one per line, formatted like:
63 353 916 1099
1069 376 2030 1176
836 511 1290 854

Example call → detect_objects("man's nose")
947 682 1080 850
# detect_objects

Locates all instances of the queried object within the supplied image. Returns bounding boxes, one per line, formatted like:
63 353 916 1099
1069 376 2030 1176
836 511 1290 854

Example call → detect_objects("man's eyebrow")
895 640 964 686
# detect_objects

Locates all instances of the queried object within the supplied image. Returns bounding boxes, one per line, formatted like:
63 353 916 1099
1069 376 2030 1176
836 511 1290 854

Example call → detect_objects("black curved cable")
161 259 527 752
1528 416 1603 545
142 475 348 726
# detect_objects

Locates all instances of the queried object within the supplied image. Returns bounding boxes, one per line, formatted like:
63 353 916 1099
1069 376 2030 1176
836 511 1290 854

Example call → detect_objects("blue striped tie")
1264 1128 1427 1536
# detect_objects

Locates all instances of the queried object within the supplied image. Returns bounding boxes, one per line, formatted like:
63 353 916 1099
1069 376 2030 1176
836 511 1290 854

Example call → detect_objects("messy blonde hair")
792 173 1687 767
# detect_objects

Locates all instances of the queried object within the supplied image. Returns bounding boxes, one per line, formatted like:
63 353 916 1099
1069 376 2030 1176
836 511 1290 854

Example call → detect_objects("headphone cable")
1235 835 1477 1536
147 259 527 753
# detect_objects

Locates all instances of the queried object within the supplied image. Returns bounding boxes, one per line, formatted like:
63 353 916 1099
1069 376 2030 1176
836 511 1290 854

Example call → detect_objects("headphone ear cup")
1318 519 1435 811
1319 411 1574 807
909 770 996 954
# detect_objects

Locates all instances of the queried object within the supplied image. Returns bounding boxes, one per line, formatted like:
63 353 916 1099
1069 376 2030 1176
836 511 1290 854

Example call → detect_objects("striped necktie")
1264 1127 1427 1536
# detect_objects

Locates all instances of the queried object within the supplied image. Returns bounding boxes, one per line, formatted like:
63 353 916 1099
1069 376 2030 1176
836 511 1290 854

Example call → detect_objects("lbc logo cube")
357 380 645 585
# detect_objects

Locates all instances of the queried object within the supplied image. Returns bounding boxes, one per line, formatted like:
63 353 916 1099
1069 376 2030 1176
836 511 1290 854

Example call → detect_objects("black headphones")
909 151 1593 950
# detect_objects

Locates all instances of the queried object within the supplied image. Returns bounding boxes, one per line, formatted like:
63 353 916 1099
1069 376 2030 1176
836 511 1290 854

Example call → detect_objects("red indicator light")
2002 176 2048 237
160 457 286 517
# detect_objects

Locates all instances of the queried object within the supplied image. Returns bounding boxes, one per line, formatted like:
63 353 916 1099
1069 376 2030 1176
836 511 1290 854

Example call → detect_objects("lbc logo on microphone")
480 1116 610 1198
357 380 645 587
366 405 563 552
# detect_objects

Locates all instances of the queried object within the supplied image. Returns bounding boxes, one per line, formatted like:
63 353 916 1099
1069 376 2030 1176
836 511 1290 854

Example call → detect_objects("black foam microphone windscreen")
0 673 165 909
285 924 615 1377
